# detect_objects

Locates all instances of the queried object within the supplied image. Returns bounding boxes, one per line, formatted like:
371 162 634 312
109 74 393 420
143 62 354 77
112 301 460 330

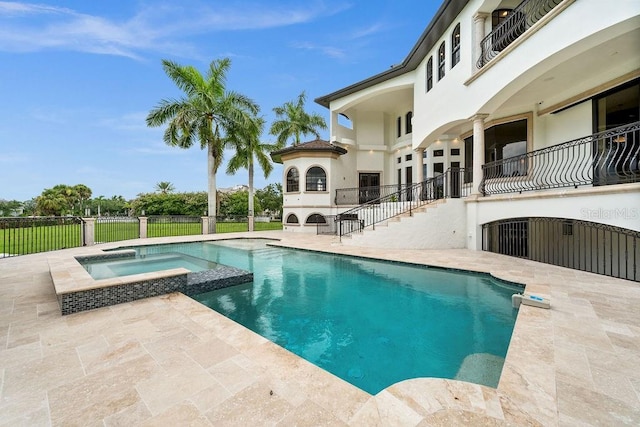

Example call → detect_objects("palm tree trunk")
248 158 254 232
208 144 217 233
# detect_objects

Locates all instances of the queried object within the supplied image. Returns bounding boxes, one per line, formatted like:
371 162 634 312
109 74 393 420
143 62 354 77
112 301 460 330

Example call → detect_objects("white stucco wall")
344 199 467 249
539 100 593 148
413 0 639 146
466 185 640 249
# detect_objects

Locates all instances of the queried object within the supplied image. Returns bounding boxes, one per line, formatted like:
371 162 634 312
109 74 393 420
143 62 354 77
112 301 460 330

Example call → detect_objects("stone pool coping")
48 246 253 315
2 231 638 425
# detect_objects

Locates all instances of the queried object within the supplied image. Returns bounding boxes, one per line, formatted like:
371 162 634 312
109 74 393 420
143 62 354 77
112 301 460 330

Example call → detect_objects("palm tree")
269 91 327 146
155 181 175 194
146 58 259 227
226 115 281 230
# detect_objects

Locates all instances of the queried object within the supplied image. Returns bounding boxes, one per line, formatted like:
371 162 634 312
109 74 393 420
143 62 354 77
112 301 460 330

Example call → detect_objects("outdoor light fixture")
613 135 627 143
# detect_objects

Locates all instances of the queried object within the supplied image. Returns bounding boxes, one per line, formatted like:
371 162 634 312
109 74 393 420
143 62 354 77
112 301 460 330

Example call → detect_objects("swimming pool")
125 239 522 394
80 252 219 280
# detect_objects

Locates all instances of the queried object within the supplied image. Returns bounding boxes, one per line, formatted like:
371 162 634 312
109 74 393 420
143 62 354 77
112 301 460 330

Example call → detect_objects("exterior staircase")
342 198 468 249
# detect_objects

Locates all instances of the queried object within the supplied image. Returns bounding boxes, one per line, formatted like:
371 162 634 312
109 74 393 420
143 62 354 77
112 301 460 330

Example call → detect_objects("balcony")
480 121 640 195
478 0 564 69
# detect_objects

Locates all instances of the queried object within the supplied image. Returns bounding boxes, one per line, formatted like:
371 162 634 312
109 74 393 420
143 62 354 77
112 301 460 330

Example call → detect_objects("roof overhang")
314 0 468 109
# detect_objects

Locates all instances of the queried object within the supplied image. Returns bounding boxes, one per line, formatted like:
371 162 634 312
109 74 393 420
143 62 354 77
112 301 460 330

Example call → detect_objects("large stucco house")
271 0 640 282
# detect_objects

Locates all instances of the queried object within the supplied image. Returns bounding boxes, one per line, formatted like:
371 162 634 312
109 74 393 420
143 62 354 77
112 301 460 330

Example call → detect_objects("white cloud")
291 41 346 59
0 1 343 59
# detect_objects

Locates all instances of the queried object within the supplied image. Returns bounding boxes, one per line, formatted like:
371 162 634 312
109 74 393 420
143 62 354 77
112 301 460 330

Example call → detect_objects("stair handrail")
337 167 469 239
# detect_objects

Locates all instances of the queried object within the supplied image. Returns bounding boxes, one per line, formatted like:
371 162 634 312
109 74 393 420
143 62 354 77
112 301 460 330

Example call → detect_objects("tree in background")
269 91 327 146
74 184 92 214
146 58 259 223
155 181 175 194
255 183 283 218
0 199 23 216
35 184 91 216
130 192 207 216
218 190 262 217
87 195 128 216
225 115 281 229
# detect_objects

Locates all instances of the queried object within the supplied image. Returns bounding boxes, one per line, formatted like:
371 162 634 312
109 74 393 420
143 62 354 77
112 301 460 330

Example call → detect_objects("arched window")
286 167 299 192
286 213 299 224
426 56 433 92
451 23 461 68
305 214 326 224
405 111 413 134
306 166 327 191
438 42 446 80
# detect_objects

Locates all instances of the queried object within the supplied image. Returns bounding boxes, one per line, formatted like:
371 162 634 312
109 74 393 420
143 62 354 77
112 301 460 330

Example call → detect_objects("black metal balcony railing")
337 168 470 238
480 121 640 195
478 0 563 69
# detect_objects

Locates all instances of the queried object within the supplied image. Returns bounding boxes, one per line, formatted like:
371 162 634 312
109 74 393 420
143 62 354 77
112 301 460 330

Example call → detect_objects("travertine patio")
1 231 639 425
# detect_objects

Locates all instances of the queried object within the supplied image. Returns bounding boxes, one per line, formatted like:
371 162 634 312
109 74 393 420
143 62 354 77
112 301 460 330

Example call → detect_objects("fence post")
248 215 254 232
139 217 148 239
201 216 210 235
82 218 95 246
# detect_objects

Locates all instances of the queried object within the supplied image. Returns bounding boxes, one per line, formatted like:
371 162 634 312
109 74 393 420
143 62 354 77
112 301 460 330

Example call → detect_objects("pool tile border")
48 250 253 315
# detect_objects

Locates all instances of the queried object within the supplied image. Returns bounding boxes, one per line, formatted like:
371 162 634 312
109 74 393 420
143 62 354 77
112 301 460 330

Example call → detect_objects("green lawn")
1 219 283 256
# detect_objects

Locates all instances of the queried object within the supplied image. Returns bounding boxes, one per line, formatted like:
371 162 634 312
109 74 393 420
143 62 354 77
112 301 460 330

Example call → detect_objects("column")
415 148 425 183
471 114 488 195
139 216 147 239
82 218 96 246
473 12 488 70
201 216 209 235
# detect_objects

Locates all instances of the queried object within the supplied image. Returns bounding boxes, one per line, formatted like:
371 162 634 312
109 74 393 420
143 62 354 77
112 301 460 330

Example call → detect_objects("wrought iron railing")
337 168 470 238
0 216 85 258
483 217 639 282
477 0 563 69
335 183 413 206
480 121 640 195
148 215 202 237
95 216 139 243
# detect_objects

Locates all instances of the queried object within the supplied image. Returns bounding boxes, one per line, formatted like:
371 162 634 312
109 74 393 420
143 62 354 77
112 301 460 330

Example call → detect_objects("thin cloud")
0 1 343 59
291 41 346 59
349 23 385 39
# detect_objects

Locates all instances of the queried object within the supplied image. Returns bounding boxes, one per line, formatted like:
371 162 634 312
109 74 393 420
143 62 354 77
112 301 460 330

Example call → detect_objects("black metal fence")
0 217 84 258
483 217 639 282
478 0 563 69
0 215 282 259
148 215 201 238
481 121 640 195
337 168 470 238
95 217 140 243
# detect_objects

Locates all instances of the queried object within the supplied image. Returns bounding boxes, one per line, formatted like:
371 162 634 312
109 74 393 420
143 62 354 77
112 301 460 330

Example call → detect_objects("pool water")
126 239 522 394
81 252 218 280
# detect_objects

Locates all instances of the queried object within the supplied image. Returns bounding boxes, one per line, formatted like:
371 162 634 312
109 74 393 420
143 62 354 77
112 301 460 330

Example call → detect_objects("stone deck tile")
0 231 639 425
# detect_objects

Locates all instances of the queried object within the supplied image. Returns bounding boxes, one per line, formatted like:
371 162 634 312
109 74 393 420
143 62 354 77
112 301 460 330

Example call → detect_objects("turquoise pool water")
81 252 218 280
124 239 522 394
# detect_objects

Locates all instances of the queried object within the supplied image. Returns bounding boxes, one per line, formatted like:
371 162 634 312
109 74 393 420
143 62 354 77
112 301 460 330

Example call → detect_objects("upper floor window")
396 117 402 137
286 213 299 224
405 111 413 134
306 166 327 191
286 167 299 192
451 23 460 68
438 42 446 80
426 56 433 92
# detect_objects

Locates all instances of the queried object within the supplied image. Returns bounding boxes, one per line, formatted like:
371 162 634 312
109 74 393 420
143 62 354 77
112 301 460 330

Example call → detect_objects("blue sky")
0 0 441 202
